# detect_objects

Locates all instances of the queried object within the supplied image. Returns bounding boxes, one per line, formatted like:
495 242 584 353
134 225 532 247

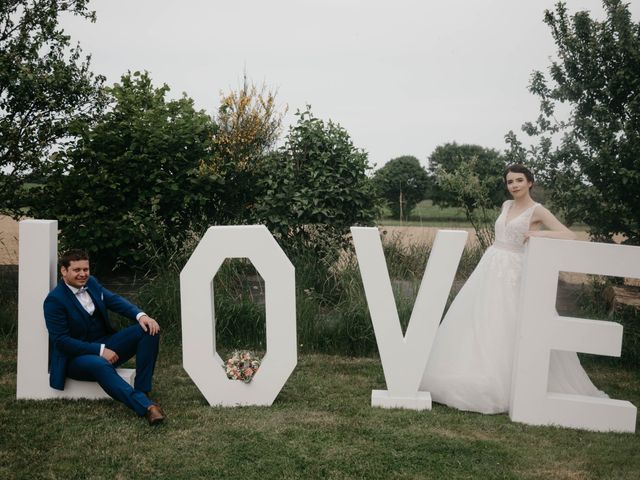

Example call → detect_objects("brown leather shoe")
145 405 166 425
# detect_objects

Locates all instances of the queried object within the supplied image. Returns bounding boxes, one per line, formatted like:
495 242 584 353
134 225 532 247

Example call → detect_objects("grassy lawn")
1 338 638 479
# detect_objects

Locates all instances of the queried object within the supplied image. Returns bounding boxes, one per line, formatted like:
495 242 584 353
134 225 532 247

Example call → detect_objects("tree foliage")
435 157 500 249
30 72 221 270
372 155 430 220
428 142 506 210
256 108 378 258
0 0 105 214
201 78 286 223
212 77 284 173
519 0 640 244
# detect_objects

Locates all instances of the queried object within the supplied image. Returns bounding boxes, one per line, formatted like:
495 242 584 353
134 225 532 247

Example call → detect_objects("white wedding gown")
420 200 605 414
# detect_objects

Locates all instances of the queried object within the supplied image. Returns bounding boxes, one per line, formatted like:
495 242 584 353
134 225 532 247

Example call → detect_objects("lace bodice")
494 200 538 250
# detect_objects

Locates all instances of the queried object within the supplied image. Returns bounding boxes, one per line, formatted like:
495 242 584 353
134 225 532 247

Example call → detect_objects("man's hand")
101 348 119 364
139 314 160 335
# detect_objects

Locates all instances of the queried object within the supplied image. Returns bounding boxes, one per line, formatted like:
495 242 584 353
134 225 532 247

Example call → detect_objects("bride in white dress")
420 164 605 414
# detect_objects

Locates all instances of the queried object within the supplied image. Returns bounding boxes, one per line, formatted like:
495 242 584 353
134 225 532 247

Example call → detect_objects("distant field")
378 201 467 227
378 199 589 230
405 200 472 221
0 216 18 265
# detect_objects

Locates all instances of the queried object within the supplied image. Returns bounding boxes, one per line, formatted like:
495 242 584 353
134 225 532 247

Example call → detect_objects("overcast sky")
60 0 640 170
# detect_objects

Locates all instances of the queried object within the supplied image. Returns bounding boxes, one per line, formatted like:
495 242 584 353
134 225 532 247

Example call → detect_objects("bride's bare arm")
525 206 577 241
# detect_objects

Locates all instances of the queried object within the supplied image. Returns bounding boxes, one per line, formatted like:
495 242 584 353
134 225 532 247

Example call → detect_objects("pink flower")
223 350 261 382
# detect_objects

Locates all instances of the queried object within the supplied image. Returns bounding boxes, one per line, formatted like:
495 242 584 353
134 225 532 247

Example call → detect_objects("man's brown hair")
59 249 90 269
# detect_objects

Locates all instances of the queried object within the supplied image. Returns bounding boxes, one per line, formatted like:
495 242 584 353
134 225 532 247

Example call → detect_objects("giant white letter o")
180 225 297 406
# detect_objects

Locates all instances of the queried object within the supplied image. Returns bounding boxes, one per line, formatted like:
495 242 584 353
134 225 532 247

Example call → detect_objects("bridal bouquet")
224 351 261 383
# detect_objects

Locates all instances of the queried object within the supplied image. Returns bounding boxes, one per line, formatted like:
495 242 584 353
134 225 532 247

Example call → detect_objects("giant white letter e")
510 238 638 432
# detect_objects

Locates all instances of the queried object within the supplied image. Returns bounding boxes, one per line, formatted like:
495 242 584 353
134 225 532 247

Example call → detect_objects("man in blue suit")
43 249 165 425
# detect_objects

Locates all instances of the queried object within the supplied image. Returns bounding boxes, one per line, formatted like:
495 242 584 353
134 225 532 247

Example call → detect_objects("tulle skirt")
420 245 605 414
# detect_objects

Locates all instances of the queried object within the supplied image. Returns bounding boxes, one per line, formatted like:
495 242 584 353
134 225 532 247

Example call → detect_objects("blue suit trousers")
66 324 160 416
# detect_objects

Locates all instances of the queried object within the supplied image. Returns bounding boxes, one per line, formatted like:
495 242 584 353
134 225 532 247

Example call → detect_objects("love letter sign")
16 221 639 432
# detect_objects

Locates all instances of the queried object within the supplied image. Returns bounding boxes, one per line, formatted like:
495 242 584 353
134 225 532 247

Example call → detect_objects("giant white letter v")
351 228 467 410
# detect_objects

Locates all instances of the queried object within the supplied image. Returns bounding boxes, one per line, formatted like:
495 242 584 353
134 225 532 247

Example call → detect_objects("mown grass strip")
1 340 638 480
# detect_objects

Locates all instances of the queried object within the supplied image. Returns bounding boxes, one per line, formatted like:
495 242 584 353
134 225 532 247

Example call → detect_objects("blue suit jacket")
43 276 142 390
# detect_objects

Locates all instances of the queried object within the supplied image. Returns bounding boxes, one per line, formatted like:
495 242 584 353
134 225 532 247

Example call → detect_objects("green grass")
1 338 639 479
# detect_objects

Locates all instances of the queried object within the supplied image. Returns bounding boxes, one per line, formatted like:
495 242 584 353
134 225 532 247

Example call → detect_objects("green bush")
256 108 379 261
0 267 17 338
29 71 222 272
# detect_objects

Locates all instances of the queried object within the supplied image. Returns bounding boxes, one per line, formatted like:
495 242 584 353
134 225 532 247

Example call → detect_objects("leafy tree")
428 142 506 210
256 108 378 258
517 0 640 245
372 155 430 220
201 77 286 223
434 157 499 249
30 72 221 270
0 0 105 214
212 77 284 173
